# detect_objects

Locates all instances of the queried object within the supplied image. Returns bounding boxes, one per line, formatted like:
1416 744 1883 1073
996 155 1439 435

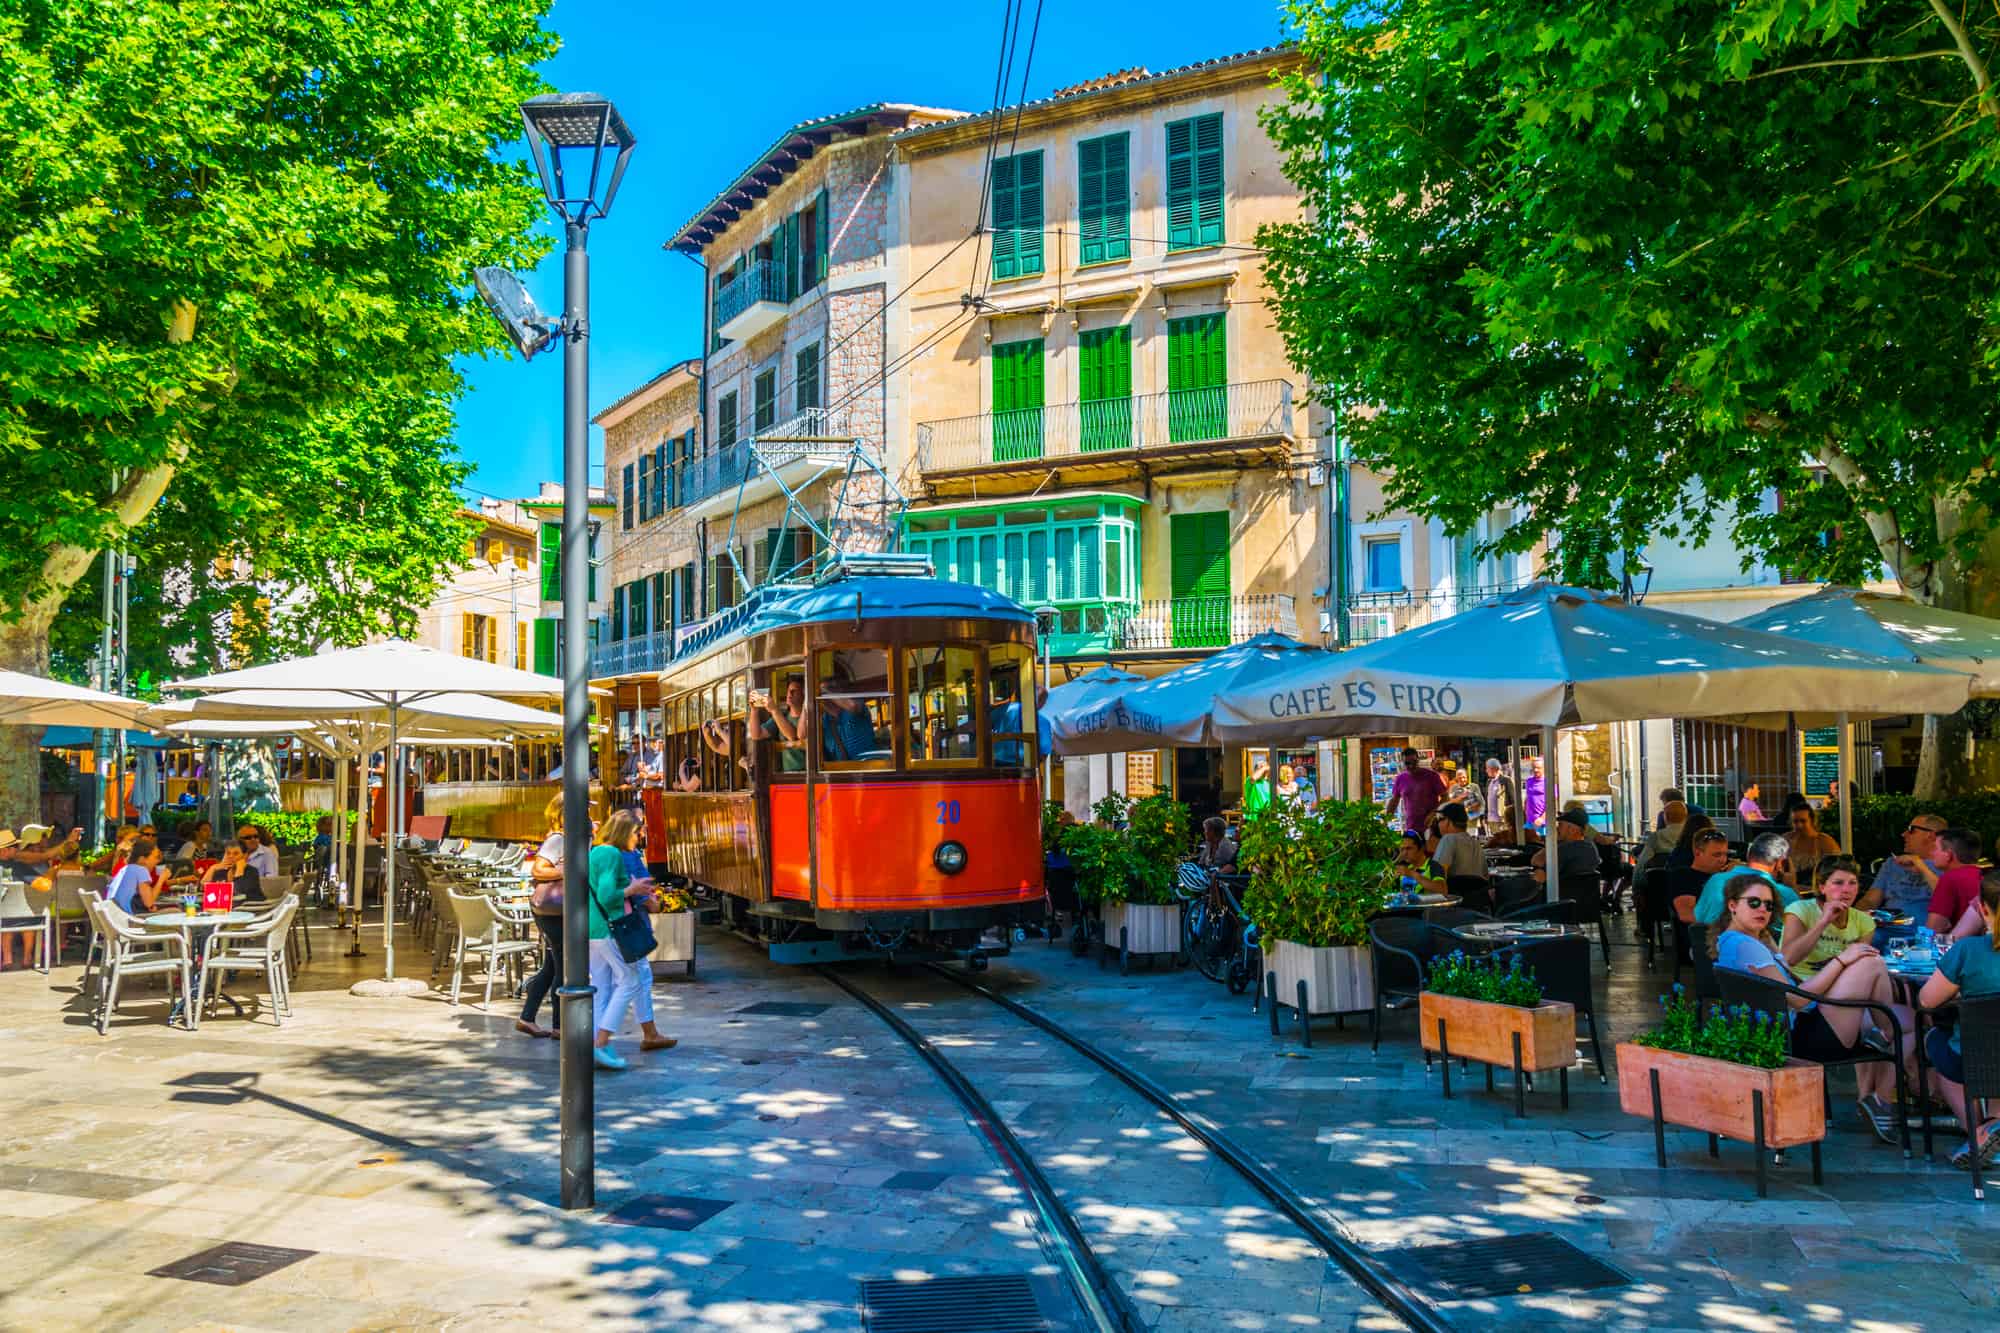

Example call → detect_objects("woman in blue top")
1918 870 2000 1170
1713 871 1909 1143
586 810 676 1070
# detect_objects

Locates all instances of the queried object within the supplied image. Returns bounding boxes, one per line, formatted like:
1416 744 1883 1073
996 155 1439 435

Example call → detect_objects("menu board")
1125 750 1160 800
1369 744 1433 805
1800 725 1841 801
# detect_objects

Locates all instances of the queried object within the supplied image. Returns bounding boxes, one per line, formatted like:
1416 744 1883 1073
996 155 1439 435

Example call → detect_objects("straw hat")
0 829 16 851
18 823 52 845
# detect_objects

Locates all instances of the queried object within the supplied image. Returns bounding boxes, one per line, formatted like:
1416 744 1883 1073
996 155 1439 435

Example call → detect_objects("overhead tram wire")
971 0 1046 311
967 0 1030 289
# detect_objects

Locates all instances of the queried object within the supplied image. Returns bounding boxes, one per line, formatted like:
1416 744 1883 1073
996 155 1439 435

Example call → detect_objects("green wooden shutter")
754 370 776 432
1167 313 1227 442
795 343 820 411
989 155 1018 281
815 188 830 282
718 392 738 448
1078 133 1129 265
1015 151 1043 276
1169 511 1231 648
621 464 634 530
1193 113 1224 247
1166 118 1196 251
538 523 560 600
991 339 1044 461
1078 326 1132 452
533 618 557 673
654 443 669 512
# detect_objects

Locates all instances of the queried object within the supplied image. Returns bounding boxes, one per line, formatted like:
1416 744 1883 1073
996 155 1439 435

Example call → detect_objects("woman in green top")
587 810 677 1070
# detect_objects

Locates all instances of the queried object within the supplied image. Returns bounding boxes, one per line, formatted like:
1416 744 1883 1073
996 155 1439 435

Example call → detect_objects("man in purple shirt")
1522 757 1545 834
1384 748 1447 836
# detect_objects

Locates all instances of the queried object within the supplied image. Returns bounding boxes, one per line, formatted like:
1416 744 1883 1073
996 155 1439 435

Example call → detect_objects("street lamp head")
520 93 636 226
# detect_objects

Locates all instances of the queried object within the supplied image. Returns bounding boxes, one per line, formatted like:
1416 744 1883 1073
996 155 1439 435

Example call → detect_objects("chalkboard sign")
1803 748 1841 797
1802 726 1840 749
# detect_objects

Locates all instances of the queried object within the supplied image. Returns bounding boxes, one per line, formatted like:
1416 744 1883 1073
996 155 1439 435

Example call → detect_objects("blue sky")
452 0 1298 504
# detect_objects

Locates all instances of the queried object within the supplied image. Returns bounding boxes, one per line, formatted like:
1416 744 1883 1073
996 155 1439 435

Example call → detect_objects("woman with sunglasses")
1714 871 1908 1143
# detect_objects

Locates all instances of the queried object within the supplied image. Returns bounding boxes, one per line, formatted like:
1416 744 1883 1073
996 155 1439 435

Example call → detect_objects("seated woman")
1780 804 1842 893
1781 856 1873 978
1714 871 1908 1144
204 841 265 904
1917 870 2000 1170
104 838 169 914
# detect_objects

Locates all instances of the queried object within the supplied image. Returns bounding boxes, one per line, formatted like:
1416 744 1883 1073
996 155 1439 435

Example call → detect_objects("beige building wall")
892 51 1328 642
597 359 703 619
410 502 540 670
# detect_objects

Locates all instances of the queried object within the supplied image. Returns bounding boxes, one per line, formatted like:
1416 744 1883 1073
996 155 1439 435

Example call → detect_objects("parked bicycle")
1176 863 1258 995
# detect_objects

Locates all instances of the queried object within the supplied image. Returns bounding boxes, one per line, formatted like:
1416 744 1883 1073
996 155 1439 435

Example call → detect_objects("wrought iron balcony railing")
1111 593 1299 652
713 259 786 333
1341 584 1527 643
916 379 1295 475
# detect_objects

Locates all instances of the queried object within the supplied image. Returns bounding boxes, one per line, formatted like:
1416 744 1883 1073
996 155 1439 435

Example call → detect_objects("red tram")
642 562 1045 963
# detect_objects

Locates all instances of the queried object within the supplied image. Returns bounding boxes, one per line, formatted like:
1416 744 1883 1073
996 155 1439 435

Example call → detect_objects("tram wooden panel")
655 790 763 900
810 776 1043 912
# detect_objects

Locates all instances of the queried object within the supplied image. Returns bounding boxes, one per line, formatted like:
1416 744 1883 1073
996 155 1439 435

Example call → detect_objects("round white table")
142 910 258 1018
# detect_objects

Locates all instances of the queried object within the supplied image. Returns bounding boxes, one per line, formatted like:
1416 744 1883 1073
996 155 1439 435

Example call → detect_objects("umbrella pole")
352 708 425 998
1836 711 1853 852
348 726 371 957
331 759 347 916
1542 725 1559 904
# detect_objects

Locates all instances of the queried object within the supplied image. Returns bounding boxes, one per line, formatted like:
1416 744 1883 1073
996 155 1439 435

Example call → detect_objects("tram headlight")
933 840 968 875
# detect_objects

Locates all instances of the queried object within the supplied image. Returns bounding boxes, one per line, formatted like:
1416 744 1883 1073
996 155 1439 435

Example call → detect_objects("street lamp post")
492 92 635 1213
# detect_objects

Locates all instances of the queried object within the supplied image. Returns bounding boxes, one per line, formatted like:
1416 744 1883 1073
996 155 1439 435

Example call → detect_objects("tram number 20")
935 799 962 826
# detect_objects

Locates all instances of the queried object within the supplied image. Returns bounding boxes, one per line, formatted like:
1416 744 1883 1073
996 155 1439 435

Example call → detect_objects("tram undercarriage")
705 889 1044 967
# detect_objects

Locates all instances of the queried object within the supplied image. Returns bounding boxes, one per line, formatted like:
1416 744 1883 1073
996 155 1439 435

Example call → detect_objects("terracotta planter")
1100 901 1180 956
1420 992 1575 1072
1268 939 1373 1015
648 910 696 976
1616 1043 1824 1149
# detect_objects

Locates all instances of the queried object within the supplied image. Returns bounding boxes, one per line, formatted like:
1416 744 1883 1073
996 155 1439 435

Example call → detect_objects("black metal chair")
1596 842 1632 918
1429 907 1494 931
1446 875 1494 914
1502 897 1578 926
1559 872 1612 966
1647 868 1709 974
1685 921 1722 1014
1915 994 2000 1198
1498 932 1605 1082
1714 964 1912 1157
1367 917 1440 1054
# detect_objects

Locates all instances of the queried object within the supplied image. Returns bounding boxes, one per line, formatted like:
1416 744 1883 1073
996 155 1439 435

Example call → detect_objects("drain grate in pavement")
859 1274 1072 1332
149 1242 316 1286
603 1193 733 1232
736 1001 830 1017
1380 1232 1629 1301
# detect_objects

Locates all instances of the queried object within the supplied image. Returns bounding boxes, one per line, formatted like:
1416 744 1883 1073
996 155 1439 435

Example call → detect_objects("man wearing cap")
1531 808 1604 886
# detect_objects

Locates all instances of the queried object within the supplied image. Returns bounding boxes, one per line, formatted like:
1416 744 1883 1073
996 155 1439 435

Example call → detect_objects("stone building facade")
592 358 702 682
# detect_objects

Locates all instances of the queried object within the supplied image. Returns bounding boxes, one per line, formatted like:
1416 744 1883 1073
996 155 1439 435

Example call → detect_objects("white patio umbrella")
1208 584 1974 896
1050 633 1329 755
1043 666 1143 756
0 670 150 730
169 643 566 995
1738 586 2000 844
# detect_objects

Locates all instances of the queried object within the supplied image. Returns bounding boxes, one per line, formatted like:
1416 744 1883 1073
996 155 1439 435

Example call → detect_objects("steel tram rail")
919 963 1454 1333
814 966 1141 1333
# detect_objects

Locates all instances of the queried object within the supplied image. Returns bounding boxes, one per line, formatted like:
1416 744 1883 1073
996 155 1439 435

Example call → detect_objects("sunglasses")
1905 824 1941 836
1739 897 1774 911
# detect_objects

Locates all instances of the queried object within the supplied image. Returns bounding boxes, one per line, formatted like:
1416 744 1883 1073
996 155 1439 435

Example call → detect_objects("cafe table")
142 909 257 1020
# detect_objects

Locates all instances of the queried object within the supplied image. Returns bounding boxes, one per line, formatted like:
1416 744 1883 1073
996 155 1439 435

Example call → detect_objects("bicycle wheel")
1192 905 1234 983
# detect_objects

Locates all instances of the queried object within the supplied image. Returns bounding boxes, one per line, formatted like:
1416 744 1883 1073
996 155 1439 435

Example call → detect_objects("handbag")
607 906 656 964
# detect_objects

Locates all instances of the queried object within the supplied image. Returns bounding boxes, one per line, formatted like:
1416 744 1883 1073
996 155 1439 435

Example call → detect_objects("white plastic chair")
0 881 52 974
199 895 299 1025
92 899 193 1033
445 889 538 1009
53 871 105 968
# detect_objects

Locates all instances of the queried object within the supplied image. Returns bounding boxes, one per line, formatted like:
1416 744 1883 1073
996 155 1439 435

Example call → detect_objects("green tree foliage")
1262 0 2000 607
0 0 556 806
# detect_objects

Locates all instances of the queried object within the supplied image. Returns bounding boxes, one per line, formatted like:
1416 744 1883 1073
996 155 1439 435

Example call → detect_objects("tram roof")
669 575 1033 667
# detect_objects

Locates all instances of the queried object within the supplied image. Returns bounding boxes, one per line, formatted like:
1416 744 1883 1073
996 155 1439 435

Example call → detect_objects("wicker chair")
1715 963 1911 1156
1915 993 2000 1199
1558 872 1612 966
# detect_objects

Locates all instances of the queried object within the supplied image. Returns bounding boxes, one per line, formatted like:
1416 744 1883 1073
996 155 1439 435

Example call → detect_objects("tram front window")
988 643 1038 769
814 648 892 769
906 645 980 765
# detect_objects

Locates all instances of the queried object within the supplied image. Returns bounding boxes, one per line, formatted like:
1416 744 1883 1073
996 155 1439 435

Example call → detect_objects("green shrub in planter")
1238 799 1398 947
1632 989 1788 1070
1427 951 1543 1007
1057 793 1190 908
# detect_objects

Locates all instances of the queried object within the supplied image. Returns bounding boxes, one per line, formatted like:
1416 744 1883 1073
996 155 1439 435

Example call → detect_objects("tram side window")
752 665 808 777
814 647 894 770
905 645 981 765
726 675 750 792
988 642 1038 769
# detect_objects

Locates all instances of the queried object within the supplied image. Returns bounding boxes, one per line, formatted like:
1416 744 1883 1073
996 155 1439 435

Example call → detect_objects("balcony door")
1078 325 1132 452
991 338 1045 461
1167 313 1227 443
1169 510 1230 648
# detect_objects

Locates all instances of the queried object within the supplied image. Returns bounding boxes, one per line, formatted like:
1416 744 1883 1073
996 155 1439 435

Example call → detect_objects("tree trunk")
0 613 55 829
1912 519 2000 798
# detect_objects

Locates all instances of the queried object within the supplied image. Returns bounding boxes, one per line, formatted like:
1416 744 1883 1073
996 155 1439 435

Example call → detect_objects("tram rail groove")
813 966 1141 1333
921 962 1455 1333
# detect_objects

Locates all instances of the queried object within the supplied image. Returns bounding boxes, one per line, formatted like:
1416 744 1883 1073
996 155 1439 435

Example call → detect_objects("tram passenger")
992 682 1050 766
815 659 883 762
750 679 807 772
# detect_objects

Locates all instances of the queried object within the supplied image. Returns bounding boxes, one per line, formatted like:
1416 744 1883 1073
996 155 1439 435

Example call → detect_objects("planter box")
649 911 696 977
1616 1042 1825 1197
1420 992 1576 1072
1268 939 1373 1016
1099 901 1180 957
1616 1043 1824 1147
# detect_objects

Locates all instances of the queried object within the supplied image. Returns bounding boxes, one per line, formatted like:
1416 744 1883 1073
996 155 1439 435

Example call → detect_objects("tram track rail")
820 961 1453 1333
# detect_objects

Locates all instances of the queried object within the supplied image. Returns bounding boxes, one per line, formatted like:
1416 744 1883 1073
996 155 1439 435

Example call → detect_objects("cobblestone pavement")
0 910 1987 1331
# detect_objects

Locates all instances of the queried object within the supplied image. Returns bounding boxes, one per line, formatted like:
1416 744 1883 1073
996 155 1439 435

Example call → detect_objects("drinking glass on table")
1889 937 1909 963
